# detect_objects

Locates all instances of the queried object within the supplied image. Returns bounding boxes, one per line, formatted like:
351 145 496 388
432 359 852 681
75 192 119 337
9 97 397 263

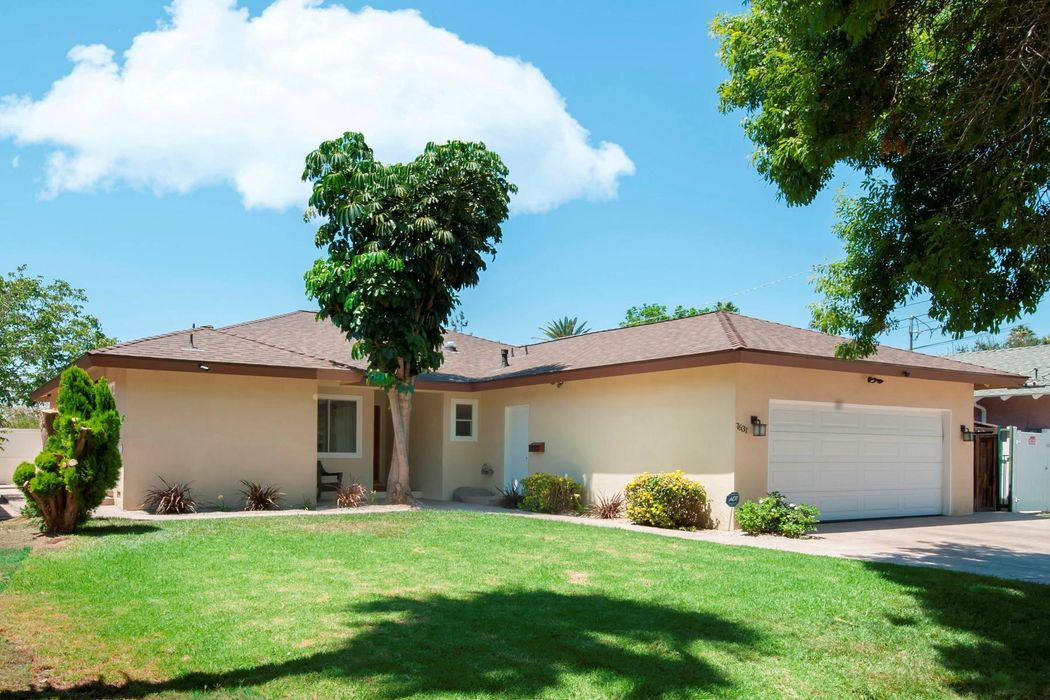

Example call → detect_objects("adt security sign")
726 491 740 508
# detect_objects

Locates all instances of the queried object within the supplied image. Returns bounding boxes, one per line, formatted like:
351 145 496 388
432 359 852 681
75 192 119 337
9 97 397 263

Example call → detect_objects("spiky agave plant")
587 492 625 519
540 316 590 339
142 477 198 515
239 480 283 511
336 481 368 508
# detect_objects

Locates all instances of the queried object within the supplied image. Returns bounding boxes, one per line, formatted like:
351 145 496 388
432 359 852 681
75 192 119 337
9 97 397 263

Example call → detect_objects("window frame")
317 394 363 459
450 398 479 442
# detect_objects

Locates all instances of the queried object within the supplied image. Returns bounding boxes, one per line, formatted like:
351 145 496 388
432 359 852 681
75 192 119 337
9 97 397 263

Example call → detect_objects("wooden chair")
317 460 343 501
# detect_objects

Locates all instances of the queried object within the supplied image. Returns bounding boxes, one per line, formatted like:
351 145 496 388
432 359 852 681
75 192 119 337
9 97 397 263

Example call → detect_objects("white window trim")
450 398 479 442
317 394 363 459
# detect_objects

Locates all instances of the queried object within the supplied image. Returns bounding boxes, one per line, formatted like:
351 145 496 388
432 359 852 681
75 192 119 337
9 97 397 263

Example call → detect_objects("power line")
913 335 980 350
699 269 810 308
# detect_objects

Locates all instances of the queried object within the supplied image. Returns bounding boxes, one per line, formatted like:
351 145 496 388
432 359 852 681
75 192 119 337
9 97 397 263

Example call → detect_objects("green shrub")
736 491 819 538
519 473 584 514
624 471 709 529
13 367 122 535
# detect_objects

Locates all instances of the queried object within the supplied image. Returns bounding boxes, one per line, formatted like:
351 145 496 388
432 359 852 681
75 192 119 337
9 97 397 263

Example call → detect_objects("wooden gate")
973 431 999 511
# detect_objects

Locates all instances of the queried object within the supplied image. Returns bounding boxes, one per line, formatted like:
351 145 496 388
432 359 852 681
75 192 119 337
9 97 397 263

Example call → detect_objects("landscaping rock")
452 486 502 506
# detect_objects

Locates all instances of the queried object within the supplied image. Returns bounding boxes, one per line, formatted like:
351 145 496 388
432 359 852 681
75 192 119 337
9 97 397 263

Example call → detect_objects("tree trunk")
386 388 414 504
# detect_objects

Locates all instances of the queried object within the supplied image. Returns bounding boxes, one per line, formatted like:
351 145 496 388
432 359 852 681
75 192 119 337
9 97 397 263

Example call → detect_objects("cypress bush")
12 367 122 534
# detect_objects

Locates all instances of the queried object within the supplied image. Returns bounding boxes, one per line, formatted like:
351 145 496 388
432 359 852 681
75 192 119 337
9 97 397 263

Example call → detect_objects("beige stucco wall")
409 391 445 498
119 369 316 510
0 429 43 483
443 365 738 524
734 364 975 519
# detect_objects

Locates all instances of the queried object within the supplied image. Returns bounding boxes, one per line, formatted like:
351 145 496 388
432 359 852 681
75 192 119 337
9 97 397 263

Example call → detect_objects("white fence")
0 429 42 484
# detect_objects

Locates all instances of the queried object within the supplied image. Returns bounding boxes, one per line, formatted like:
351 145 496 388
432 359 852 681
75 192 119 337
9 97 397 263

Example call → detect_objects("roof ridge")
722 310 956 360
716 310 745 349
518 309 725 349
92 325 207 354
217 309 312 332
212 326 358 370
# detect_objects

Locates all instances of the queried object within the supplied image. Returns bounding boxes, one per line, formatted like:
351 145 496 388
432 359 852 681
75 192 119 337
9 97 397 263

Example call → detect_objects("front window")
451 399 478 442
317 396 361 457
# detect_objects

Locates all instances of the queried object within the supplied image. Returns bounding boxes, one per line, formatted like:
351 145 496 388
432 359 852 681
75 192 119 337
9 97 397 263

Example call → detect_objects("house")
949 345 1050 431
31 310 1022 528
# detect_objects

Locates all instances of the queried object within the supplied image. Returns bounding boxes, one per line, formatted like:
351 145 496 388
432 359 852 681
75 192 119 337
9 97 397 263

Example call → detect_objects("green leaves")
619 301 739 328
715 0 1050 357
540 316 590 339
303 132 515 388
0 266 116 405
15 366 122 533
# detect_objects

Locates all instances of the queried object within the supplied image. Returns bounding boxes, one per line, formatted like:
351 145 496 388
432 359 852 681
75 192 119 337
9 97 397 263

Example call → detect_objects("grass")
0 511 1047 698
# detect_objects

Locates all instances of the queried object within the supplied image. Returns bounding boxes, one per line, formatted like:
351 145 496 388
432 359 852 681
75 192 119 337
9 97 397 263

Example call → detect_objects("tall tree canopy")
304 132 515 503
540 316 590 339
714 0 1050 357
620 301 739 328
0 266 116 405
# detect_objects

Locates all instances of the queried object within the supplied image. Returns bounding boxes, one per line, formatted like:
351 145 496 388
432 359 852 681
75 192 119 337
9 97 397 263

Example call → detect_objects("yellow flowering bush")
624 470 709 529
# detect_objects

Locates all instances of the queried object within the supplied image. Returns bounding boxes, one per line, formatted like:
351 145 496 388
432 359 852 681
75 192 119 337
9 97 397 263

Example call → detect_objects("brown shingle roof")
72 309 1023 389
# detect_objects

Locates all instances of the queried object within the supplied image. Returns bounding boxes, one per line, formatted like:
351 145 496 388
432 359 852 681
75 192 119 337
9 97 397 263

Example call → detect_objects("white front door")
768 401 946 521
504 405 530 489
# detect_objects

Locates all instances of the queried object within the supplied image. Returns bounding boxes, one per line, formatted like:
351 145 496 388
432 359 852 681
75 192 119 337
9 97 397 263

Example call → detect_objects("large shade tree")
0 266 115 405
304 132 515 503
713 0 1050 357
620 301 739 328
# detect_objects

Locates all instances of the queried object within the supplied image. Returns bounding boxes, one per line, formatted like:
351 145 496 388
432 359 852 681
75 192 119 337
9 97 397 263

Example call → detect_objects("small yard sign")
726 491 740 508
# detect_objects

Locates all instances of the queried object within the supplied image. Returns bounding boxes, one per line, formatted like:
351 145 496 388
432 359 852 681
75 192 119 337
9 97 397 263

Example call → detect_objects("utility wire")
913 335 980 350
699 269 810 308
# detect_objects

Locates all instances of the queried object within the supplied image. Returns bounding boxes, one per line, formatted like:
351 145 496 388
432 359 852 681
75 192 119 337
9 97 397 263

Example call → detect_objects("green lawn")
0 511 1047 699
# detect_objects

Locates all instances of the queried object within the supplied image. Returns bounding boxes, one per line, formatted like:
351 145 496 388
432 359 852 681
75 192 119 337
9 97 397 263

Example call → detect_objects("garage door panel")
769 434 817 460
819 411 863 432
770 405 819 431
768 466 816 491
863 466 906 489
901 465 942 489
901 490 942 512
768 402 945 521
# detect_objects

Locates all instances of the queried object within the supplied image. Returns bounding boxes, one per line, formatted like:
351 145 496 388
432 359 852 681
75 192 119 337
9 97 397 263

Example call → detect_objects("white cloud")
10 155 18 169
0 0 633 213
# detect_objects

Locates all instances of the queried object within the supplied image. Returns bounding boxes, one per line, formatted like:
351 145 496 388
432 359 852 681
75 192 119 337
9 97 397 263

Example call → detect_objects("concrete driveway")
727 512 1050 585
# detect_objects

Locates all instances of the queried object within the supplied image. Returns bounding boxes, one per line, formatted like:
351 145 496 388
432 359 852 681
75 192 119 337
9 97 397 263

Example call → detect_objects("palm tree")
540 316 590 339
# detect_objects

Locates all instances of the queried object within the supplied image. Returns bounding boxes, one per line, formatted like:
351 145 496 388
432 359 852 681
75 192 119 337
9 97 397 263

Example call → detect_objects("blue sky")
0 0 1043 352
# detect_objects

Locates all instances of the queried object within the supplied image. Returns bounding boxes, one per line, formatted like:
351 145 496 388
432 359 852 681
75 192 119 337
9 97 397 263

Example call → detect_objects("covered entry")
768 401 947 521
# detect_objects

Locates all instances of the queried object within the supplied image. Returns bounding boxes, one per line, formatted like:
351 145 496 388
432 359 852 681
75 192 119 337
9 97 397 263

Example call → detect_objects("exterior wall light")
198 363 210 371
750 415 767 437
960 425 975 442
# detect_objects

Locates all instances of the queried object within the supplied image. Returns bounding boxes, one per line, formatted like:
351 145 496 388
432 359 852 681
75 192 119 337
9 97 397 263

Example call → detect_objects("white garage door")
768 401 945 521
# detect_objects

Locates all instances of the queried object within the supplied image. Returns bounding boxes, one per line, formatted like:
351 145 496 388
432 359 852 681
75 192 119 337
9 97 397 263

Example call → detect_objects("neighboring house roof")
949 345 1050 399
32 310 1024 400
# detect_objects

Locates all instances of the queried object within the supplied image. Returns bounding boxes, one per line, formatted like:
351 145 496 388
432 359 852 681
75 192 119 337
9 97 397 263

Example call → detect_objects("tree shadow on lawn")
5 590 763 698
75 524 161 538
863 546 1050 698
